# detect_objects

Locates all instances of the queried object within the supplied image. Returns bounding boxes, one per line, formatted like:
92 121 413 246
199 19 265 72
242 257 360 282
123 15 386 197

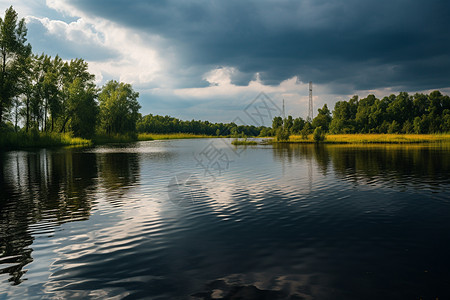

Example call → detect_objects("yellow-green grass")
0 132 92 149
138 133 216 141
231 138 258 145
287 134 450 144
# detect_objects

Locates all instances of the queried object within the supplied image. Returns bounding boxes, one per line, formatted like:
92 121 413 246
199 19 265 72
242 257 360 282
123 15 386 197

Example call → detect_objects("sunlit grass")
231 138 258 145
0 131 92 149
138 133 216 141
288 133 450 144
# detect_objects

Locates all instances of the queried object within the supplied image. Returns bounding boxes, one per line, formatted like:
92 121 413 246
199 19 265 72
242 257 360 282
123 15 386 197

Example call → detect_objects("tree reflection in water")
0 148 140 284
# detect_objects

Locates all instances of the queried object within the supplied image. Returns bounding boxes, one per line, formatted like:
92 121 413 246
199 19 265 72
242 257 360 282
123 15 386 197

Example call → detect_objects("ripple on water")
1 141 450 299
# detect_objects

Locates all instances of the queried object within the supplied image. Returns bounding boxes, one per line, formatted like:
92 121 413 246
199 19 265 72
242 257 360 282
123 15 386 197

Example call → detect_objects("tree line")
137 114 265 137
0 6 140 139
271 91 450 140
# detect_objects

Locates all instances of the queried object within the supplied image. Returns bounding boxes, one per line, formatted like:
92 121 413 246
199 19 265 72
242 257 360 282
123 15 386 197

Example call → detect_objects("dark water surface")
1 139 450 299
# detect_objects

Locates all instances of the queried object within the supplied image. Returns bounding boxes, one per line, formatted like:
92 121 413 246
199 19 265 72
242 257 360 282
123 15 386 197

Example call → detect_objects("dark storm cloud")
68 0 450 91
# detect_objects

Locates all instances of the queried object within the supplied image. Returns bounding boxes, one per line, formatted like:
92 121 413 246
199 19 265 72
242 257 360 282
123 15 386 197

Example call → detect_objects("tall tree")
67 77 98 138
59 58 96 134
329 96 358 133
15 51 33 131
386 92 413 128
355 94 377 133
272 116 283 130
98 80 141 135
0 6 31 125
44 55 64 132
292 117 305 133
284 115 293 130
312 104 332 132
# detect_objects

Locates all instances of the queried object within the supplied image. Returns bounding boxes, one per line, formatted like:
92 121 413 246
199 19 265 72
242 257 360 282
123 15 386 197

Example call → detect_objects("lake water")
1 139 450 299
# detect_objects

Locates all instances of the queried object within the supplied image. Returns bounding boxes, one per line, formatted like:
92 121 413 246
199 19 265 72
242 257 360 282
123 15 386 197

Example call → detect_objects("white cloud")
31 0 165 86
28 16 103 45
175 68 304 98
203 67 236 86
45 0 81 17
0 0 42 17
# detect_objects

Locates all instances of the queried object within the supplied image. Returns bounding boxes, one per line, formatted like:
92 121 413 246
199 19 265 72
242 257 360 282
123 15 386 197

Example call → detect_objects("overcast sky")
3 0 450 123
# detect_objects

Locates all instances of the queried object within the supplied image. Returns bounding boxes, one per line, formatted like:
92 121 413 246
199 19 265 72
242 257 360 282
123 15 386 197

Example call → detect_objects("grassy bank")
0 132 221 150
285 134 450 144
138 133 216 141
231 138 258 145
0 131 92 149
7 132 447 149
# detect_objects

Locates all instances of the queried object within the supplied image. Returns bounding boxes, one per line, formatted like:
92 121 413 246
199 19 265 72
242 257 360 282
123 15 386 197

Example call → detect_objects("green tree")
386 92 413 128
371 97 390 133
413 93 429 117
329 97 357 133
0 6 32 125
272 116 283 130
355 94 377 133
413 117 422 134
292 117 305 134
442 110 450 132
313 126 325 142
388 120 400 133
31 54 60 132
66 78 98 138
259 127 272 137
402 120 413 134
16 52 33 131
301 122 311 139
45 55 64 132
284 115 293 131
312 104 332 132
428 91 444 133
276 127 290 141
98 80 141 135
59 58 96 133
378 120 390 134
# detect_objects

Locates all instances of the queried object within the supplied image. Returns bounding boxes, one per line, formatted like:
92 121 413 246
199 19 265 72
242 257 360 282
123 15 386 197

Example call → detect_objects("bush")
276 127 290 141
301 123 311 139
313 127 325 142
259 127 273 137
0 131 92 149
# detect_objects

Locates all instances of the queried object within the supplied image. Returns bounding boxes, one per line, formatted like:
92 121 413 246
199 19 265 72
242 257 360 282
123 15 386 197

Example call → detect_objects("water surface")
1 139 450 299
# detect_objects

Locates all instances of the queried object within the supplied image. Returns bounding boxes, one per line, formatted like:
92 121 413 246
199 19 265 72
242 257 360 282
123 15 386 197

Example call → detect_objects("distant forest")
137 114 264 137
1 6 449 142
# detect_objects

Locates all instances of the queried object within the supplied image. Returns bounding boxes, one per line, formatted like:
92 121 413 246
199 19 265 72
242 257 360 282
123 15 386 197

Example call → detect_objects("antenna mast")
282 99 285 119
308 81 313 122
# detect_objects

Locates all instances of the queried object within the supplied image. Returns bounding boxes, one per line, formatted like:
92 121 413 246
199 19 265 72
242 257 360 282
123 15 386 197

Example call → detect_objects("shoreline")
137 133 217 141
269 134 450 144
2 133 450 150
0 132 220 150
